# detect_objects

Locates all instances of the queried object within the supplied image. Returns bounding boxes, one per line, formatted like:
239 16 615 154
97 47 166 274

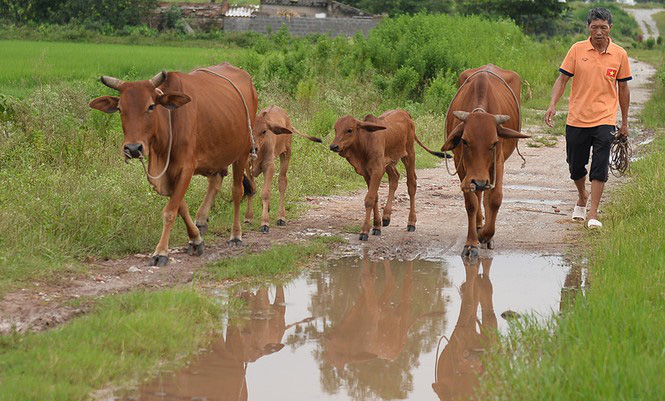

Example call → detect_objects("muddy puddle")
126 254 572 401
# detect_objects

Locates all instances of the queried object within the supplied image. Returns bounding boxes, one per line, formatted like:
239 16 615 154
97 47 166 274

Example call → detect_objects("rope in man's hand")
609 128 631 178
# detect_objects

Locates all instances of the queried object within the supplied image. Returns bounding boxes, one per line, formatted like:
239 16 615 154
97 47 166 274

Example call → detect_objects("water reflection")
432 257 497 401
138 285 308 401
306 256 449 400
129 254 568 401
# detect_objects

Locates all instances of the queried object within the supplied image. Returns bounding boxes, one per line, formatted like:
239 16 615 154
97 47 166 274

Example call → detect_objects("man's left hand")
617 124 629 138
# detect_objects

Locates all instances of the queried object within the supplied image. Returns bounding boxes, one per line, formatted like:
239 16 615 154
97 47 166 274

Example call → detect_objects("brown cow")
432 257 497 401
89 63 258 266
441 64 530 257
244 105 321 233
330 109 446 241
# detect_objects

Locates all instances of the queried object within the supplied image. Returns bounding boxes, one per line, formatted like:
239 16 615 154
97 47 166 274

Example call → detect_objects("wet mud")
124 253 570 401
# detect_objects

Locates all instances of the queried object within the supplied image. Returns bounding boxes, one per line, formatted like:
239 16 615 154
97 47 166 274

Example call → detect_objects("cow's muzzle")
329 144 340 153
124 143 144 160
470 179 490 192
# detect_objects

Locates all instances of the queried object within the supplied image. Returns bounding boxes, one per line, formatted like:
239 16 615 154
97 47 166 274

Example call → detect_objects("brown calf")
330 109 445 240
244 106 321 233
89 63 257 266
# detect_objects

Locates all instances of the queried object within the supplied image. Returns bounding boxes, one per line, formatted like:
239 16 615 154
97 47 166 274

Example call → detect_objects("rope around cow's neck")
194 68 257 160
139 88 173 183
443 69 526 177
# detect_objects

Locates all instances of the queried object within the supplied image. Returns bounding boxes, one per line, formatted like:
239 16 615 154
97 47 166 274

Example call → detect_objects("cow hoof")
462 245 479 258
150 255 169 267
371 228 381 236
407 225 416 232
382 218 391 227
359 233 369 241
228 238 243 246
187 241 205 257
487 239 494 250
276 219 286 226
196 223 208 236
260 225 269 234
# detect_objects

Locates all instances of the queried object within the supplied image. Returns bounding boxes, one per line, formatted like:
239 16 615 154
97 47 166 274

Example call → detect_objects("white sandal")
587 219 603 229
572 205 586 221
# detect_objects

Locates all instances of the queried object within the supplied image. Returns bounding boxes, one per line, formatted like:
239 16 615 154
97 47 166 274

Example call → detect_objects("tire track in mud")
0 55 657 334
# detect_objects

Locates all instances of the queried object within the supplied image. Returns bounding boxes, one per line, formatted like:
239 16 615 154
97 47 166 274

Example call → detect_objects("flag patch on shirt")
606 68 618 78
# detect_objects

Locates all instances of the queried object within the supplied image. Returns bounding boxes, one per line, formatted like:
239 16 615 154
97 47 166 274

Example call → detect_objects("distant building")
257 0 372 18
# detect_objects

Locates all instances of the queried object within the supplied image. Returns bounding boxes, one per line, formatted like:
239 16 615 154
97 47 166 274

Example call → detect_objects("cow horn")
150 70 167 88
452 111 469 121
100 76 124 91
495 114 510 124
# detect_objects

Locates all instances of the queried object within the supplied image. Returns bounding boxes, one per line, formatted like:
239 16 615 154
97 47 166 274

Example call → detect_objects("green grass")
0 288 229 400
202 236 342 281
0 40 242 97
474 93 665 400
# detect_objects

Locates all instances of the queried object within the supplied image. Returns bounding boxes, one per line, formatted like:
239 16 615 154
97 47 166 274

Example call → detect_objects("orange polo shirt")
559 37 632 128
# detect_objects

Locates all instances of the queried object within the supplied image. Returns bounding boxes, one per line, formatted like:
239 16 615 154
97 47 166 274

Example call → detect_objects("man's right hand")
544 106 556 128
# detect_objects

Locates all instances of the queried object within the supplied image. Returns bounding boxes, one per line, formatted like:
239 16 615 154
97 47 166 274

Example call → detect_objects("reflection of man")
433 258 497 401
323 259 414 367
544 7 631 229
138 286 288 401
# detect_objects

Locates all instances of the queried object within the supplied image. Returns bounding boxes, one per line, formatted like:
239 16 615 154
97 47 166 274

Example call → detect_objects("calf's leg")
229 160 246 245
259 164 275 233
276 151 290 226
360 169 383 241
244 165 256 224
382 165 400 227
402 155 418 231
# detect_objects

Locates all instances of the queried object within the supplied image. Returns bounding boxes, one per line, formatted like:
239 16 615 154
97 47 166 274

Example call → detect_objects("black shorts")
565 124 615 182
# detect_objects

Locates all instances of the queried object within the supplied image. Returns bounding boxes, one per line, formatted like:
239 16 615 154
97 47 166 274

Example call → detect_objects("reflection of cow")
432 258 497 401
138 286 309 401
323 258 415 367
441 65 530 257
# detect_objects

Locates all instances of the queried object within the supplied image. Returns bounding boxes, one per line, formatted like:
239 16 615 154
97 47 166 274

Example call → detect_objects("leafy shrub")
646 37 656 49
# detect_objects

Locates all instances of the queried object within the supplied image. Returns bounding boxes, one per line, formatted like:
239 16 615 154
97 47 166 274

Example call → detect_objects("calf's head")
252 110 293 176
442 111 529 192
330 115 386 155
88 71 191 161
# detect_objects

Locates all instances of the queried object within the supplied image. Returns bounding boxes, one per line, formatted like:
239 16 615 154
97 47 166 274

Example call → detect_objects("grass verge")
202 236 343 281
0 288 228 400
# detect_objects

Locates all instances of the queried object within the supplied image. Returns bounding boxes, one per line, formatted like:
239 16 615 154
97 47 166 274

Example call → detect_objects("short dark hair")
587 7 612 25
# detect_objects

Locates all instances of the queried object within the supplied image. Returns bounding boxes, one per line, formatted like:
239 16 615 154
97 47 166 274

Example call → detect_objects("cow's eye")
346 128 353 134
261 130 267 136
147 104 156 112
461 138 469 146
491 141 498 149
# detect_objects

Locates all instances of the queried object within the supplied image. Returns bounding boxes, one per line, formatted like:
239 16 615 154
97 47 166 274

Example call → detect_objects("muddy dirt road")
0 55 657 333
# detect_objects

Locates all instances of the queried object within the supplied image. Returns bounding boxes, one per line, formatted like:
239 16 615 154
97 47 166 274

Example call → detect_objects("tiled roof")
261 0 329 8
225 5 259 17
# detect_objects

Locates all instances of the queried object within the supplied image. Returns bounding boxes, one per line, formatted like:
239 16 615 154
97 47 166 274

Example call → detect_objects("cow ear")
441 123 464 151
358 121 387 132
156 92 191 110
498 126 531 139
268 123 293 135
89 96 119 113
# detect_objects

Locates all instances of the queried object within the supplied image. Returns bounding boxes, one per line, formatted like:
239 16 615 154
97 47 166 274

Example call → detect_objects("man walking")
545 7 631 229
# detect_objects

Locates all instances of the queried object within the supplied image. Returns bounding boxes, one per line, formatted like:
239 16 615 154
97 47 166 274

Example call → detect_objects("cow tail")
414 134 452 159
243 174 256 197
293 128 322 143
